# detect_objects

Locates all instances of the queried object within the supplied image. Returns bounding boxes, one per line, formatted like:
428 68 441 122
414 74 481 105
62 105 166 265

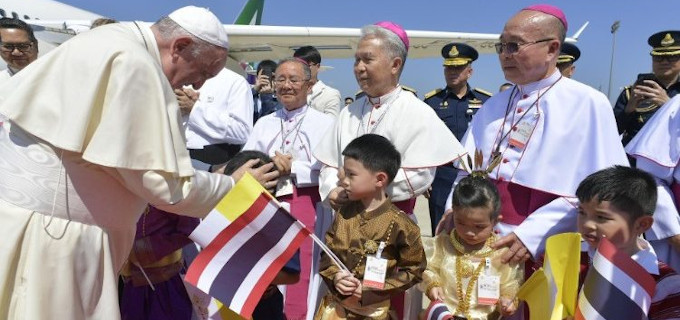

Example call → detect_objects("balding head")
498 9 562 85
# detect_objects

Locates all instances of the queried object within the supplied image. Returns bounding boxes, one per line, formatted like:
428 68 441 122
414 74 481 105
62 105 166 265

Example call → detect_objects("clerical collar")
367 86 401 108
517 70 562 96
281 105 308 120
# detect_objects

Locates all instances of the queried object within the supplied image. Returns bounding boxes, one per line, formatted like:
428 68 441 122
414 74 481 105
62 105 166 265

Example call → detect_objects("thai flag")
184 173 311 319
424 300 454 320
575 237 656 320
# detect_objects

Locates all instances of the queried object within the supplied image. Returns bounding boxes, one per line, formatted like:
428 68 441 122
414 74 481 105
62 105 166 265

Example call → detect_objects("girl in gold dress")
421 175 523 320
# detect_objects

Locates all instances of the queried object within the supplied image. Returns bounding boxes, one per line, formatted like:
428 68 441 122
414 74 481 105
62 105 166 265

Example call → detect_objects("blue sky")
63 0 677 103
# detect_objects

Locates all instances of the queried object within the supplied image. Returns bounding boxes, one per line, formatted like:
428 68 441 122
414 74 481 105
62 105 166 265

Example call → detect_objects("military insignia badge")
449 45 459 57
661 33 675 46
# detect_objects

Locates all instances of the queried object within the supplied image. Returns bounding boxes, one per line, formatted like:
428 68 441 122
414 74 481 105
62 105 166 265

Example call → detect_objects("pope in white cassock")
0 7 276 320
443 5 629 263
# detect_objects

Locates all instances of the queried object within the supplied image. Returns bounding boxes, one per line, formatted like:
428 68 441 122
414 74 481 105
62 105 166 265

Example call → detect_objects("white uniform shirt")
185 68 254 149
308 80 341 118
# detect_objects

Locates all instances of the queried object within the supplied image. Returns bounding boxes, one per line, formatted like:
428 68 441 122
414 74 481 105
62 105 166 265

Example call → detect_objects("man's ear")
634 216 654 234
390 57 403 76
171 37 193 58
375 171 389 188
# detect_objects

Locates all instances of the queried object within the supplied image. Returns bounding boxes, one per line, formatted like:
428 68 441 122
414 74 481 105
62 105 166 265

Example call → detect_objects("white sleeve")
292 159 320 187
636 157 680 240
193 77 254 145
387 167 436 201
513 197 579 257
319 164 339 203
116 169 233 218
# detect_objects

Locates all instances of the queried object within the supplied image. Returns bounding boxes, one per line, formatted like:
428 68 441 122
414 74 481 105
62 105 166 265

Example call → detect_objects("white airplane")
1 0 588 65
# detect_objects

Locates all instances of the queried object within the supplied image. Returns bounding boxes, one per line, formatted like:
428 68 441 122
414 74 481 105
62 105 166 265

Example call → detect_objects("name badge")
363 256 387 289
477 258 500 305
275 176 294 197
508 118 535 150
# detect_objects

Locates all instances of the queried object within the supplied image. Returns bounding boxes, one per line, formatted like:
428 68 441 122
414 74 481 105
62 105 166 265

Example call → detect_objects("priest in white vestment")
313 21 466 320
625 94 680 272
314 22 466 217
443 5 628 264
243 58 335 320
0 7 276 320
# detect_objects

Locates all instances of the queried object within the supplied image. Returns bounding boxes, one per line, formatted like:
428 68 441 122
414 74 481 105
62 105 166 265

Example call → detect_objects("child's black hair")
341 134 400 183
222 150 273 175
575 165 657 220
451 175 501 220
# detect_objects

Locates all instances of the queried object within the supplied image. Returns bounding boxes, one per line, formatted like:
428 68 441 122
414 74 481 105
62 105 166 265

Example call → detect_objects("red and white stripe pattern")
424 300 454 320
575 238 656 320
185 193 310 319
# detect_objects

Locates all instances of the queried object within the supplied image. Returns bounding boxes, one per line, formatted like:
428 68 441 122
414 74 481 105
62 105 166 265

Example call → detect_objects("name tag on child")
363 241 387 290
275 176 294 197
508 118 534 150
477 258 500 305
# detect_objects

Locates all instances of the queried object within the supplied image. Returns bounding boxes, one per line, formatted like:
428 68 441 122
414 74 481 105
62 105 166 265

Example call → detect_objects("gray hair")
360 25 408 75
277 57 312 80
153 17 217 58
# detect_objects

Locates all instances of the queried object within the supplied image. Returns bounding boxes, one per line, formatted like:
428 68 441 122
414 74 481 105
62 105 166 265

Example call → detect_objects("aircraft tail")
233 0 264 25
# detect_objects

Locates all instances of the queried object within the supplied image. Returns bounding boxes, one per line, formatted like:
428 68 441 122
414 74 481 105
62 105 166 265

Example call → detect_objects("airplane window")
11 11 18 19
24 15 30 19
0 9 5 17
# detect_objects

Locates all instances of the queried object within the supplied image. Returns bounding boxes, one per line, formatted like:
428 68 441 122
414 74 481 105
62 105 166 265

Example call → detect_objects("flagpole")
309 232 351 273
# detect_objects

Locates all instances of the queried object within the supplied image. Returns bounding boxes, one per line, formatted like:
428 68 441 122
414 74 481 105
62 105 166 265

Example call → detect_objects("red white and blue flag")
184 173 311 319
575 237 656 320
424 300 454 320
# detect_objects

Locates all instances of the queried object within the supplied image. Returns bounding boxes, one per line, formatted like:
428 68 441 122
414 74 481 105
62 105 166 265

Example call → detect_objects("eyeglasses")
274 77 309 86
652 55 680 63
0 42 33 53
494 38 555 54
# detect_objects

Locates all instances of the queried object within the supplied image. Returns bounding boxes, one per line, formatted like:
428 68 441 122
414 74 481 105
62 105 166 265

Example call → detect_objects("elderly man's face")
0 28 37 71
498 11 560 85
353 36 401 97
164 38 227 90
275 61 311 110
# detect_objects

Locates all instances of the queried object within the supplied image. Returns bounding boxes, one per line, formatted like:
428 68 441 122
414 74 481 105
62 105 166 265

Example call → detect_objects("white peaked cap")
168 6 229 49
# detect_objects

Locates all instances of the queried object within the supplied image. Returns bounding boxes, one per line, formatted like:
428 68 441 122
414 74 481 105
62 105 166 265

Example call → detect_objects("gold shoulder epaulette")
402 85 418 96
474 87 492 97
424 88 442 99
355 90 364 99
624 86 631 100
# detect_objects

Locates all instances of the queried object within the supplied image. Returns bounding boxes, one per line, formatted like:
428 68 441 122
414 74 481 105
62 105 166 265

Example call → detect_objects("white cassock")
308 80 341 118
447 70 629 257
0 22 234 320
185 67 253 149
243 105 335 320
314 86 467 206
625 94 680 272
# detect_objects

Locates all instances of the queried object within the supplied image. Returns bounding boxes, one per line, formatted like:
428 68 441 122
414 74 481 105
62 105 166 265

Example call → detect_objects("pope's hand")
230 159 279 190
